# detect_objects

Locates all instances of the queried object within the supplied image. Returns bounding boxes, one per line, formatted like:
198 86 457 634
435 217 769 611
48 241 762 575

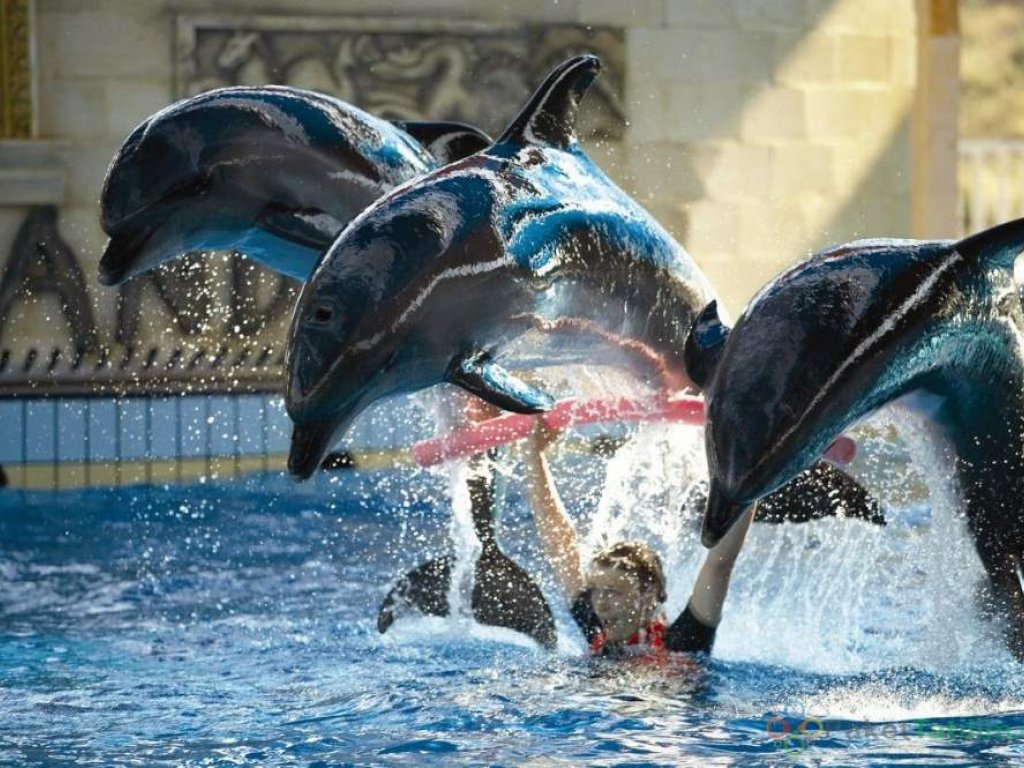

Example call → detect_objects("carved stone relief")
0 206 98 353
174 15 625 139
0 0 34 138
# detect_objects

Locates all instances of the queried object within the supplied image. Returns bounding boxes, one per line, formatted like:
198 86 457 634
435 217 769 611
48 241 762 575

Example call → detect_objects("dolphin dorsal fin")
957 216 1024 271
683 301 730 390
495 55 600 149
392 120 492 164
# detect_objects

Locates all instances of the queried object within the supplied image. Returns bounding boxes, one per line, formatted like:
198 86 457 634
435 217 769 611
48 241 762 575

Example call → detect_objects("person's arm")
665 505 755 653
522 422 585 600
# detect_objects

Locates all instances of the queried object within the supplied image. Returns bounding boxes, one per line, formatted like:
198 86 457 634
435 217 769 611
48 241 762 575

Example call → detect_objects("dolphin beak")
98 236 133 286
701 479 750 547
99 223 157 286
288 420 339 480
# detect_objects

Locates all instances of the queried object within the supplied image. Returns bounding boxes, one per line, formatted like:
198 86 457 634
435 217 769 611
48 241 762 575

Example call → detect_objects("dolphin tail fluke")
377 555 452 633
683 301 731 390
754 462 886 527
447 352 555 413
471 547 558 649
467 450 500 549
376 550 557 649
957 215 1024 271
392 121 492 164
378 449 557 648
495 55 601 149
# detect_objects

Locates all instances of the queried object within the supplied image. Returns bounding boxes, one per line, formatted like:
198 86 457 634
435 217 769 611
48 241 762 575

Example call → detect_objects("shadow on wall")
617 0 917 314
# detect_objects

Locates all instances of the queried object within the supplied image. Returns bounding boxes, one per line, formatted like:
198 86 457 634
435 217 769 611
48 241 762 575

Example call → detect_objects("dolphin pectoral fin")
496 55 600 149
258 207 346 249
754 462 886 526
447 353 555 413
378 556 452 633
701 481 750 547
683 301 731 390
391 120 492 163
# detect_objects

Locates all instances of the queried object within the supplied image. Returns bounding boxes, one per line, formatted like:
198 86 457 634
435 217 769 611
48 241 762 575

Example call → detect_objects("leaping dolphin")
284 55 719 478
95 57 882 531
687 218 1024 656
98 85 490 284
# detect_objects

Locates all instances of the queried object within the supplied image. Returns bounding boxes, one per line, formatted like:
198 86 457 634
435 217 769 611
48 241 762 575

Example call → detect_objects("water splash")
446 458 481 622
558 400 1012 679
583 422 706 618
718 402 1007 676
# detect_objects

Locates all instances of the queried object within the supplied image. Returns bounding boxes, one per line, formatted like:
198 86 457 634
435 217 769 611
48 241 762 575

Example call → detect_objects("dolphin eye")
312 305 334 324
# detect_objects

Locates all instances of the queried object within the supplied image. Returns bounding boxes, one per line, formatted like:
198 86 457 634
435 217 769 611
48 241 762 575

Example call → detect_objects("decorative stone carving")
174 15 625 140
0 205 99 353
0 0 34 138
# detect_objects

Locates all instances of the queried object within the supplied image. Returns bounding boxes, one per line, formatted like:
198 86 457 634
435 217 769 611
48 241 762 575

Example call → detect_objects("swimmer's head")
585 541 667 643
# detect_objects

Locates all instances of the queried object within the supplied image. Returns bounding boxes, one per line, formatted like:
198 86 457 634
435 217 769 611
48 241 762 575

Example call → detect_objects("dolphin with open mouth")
687 218 1024 656
98 85 490 284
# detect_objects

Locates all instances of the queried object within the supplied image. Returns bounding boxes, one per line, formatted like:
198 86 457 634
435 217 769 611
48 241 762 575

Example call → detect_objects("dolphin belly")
103 218 322 284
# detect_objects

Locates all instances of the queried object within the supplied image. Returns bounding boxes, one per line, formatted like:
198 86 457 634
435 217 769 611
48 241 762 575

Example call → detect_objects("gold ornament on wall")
0 0 34 138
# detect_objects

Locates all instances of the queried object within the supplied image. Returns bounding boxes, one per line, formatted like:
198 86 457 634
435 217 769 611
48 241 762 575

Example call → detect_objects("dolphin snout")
286 339 322 411
98 232 148 286
288 420 339 480
701 479 750 547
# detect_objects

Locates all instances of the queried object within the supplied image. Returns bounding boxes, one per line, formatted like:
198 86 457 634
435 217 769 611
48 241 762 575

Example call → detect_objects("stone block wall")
618 0 919 314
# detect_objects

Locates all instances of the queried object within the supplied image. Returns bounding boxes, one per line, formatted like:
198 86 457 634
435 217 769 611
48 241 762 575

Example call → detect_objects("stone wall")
1 0 933 354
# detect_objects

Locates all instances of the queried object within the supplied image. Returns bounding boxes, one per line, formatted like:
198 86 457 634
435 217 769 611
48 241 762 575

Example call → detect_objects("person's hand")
528 418 563 454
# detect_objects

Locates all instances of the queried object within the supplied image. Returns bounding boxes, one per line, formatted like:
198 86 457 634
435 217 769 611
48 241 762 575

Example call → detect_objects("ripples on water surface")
4 419 1024 766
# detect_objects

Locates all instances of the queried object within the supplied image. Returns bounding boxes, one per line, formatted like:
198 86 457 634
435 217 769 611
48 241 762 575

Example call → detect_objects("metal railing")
0 344 285 397
959 138 1024 235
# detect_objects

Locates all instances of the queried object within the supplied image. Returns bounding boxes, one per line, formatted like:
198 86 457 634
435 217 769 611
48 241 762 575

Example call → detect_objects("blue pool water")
5 423 1024 767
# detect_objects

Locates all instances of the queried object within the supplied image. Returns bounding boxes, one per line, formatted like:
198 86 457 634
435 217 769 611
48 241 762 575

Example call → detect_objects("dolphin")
686 219 1024 656
282 54 881 534
98 85 490 285
284 55 719 478
94 57 882 531
377 450 558 648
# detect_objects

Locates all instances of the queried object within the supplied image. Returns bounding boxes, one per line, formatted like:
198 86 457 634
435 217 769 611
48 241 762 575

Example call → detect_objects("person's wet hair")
590 540 667 603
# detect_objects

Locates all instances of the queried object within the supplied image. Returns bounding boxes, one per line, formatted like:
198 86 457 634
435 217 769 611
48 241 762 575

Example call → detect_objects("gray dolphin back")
98 86 466 286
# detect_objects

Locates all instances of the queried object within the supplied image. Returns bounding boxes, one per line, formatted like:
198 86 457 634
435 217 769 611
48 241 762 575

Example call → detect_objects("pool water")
4 421 1024 767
